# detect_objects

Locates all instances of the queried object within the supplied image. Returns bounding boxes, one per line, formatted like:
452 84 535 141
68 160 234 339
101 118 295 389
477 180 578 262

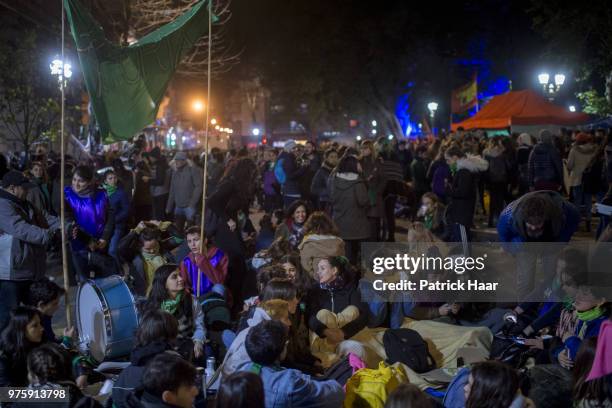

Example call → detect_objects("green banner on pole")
64 0 214 143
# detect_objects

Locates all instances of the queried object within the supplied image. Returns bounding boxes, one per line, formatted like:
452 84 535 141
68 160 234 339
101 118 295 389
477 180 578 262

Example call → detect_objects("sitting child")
125 353 199 408
27 278 73 348
179 226 228 298
240 320 344 408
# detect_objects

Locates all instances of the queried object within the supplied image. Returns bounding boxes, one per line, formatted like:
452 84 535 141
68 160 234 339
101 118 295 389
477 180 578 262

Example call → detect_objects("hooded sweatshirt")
298 234 345 278
567 143 598 187
220 307 271 378
112 342 175 408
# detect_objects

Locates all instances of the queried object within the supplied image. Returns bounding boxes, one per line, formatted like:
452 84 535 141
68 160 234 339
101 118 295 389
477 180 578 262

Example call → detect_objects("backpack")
274 158 286 184
319 353 366 386
200 292 232 360
344 361 407 408
383 328 436 373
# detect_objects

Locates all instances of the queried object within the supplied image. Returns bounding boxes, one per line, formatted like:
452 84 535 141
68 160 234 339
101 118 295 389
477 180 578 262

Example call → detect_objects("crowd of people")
0 126 611 408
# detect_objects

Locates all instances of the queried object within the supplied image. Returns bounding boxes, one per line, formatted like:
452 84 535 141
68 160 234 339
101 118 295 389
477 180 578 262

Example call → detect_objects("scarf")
423 213 434 230
142 245 166 293
161 292 183 315
449 162 458 175
320 275 346 291
289 221 305 249
103 183 117 197
577 306 605 339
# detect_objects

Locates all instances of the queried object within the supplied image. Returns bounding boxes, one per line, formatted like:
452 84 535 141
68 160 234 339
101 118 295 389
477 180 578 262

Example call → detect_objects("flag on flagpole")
64 0 216 143
451 75 478 114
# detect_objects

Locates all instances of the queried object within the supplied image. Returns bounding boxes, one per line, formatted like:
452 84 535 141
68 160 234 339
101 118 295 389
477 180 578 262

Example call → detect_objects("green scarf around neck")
576 306 604 322
161 292 183 315
103 183 118 197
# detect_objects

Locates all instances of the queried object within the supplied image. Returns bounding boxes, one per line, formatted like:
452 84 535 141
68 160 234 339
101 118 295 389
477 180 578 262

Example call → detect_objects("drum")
76 275 139 362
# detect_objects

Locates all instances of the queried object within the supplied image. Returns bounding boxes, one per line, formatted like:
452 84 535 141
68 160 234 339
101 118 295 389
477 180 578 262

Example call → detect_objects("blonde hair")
260 299 290 321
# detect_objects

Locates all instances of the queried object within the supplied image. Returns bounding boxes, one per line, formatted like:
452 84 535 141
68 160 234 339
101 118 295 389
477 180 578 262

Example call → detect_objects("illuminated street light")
49 58 72 89
356 135 362 141
371 129 377 135
215 125 220 130
387 134 394 141
538 73 550 86
252 128 261 136
371 120 377 127
569 105 576 112
192 100 205 112
211 118 217 125
554 74 566 87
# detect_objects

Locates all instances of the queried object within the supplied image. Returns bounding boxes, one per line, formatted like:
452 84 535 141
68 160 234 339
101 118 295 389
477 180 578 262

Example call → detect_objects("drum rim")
76 275 139 362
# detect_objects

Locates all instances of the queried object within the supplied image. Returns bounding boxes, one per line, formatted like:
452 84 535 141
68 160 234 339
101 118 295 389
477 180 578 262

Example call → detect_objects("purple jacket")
64 187 114 250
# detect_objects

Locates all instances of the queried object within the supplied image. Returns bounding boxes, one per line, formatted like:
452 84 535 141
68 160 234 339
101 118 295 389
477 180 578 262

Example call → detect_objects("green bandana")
161 292 183 315
576 306 604 323
450 162 458 175
103 183 117 197
424 214 434 230
561 295 574 311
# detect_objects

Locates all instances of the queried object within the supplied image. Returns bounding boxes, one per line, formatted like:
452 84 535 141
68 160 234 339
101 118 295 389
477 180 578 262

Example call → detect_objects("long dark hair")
146 264 192 318
325 256 356 284
384 383 433 408
285 200 311 225
0 307 43 360
278 254 312 295
466 361 519 408
27 343 71 384
135 310 179 348
216 371 265 408
573 337 612 404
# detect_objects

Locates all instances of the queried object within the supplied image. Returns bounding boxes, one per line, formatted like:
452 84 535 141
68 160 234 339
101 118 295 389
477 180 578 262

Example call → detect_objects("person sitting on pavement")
124 353 199 408
239 319 344 408
118 220 183 297
179 226 228 298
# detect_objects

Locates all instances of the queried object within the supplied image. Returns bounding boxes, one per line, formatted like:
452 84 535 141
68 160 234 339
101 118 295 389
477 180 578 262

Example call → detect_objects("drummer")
179 226 228 298
145 264 206 362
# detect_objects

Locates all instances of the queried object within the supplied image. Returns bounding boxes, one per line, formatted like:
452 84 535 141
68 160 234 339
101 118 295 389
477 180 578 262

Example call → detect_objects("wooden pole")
60 0 72 327
197 0 213 298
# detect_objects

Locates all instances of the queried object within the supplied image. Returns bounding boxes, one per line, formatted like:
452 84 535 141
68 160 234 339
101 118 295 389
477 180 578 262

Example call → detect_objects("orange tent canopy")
451 89 590 131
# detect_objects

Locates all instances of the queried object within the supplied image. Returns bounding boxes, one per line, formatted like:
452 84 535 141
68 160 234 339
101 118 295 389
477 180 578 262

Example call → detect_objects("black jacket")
112 342 174 408
446 156 488 227
124 390 184 408
305 280 368 340
310 164 333 203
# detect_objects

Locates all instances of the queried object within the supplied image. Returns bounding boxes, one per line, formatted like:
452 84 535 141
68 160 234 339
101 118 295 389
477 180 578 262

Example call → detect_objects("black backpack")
383 328 436 373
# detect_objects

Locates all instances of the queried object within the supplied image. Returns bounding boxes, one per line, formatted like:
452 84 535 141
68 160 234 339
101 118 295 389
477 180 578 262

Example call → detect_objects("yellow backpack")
343 361 408 408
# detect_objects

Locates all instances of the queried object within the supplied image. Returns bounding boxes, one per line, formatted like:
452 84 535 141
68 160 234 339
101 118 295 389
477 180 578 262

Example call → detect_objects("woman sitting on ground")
274 200 311 250
298 211 345 279
305 256 368 366
0 307 45 387
144 264 205 362
464 361 534 408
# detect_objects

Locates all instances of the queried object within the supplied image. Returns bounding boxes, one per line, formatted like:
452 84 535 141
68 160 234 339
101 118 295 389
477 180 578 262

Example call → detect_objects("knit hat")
518 133 533 146
283 140 297 152
576 132 592 144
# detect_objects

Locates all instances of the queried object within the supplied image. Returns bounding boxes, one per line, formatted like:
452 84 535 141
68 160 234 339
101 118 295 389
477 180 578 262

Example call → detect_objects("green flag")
64 0 215 143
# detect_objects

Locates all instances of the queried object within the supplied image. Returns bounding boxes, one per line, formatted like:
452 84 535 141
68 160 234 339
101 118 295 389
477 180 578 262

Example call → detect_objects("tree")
94 0 240 79
0 31 60 155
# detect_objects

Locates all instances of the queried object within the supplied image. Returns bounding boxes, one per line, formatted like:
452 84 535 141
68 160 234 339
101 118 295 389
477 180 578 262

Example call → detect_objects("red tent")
451 89 589 131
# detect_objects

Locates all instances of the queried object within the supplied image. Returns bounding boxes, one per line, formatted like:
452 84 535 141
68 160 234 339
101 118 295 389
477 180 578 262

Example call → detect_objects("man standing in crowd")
277 140 307 208
528 129 563 192
166 152 203 233
0 171 60 331
148 147 170 221
497 190 579 297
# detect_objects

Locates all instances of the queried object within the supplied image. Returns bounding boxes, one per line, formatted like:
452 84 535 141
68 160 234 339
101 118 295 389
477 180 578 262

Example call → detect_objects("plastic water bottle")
205 357 216 383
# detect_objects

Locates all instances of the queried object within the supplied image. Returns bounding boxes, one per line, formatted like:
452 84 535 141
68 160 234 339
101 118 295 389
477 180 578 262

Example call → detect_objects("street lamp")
538 72 565 99
427 102 438 134
192 100 205 112
49 58 72 89
569 105 576 112
371 120 377 127
252 128 261 136
427 102 439 118
356 135 362 141
211 118 217 125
